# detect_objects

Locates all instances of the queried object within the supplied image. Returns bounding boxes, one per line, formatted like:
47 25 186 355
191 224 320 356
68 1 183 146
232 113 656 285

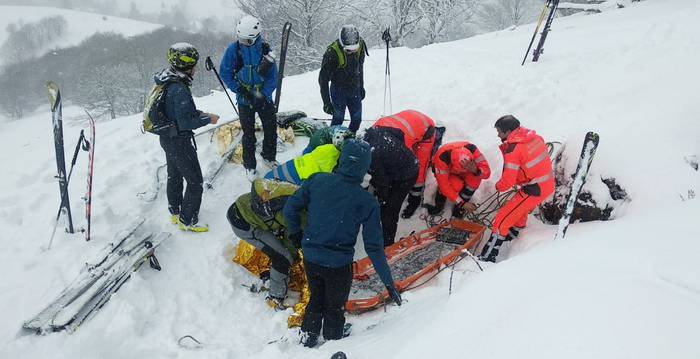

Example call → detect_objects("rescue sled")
346 219 485 314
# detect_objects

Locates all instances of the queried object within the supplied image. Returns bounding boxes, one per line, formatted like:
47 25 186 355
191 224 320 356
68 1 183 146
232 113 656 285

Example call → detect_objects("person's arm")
495 144 520 192
362 201 395 289
413 138 434 186
359 39 366 97
282 179 312 235
433 158 460 202
473 147 491 180
166 82 211 131
219 43 239 93
260 54 278 101
318 49 335 106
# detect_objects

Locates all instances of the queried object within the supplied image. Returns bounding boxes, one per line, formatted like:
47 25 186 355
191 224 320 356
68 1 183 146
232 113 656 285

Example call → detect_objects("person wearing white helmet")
220 15 279 181
319 25 367 133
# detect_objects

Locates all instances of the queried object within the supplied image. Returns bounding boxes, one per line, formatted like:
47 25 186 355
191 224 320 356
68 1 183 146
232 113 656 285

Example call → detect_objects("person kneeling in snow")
226 178 302 309
283 139 401 348
425 141 491 218
263 127 352 185
479 116 554 263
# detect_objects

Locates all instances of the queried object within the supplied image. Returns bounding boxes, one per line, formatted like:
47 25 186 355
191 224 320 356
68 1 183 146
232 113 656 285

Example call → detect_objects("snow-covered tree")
418 0 477 44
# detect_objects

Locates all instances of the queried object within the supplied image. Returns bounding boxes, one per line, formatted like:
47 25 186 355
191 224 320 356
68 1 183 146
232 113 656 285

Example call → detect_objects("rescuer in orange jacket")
479 115 554 263
372 110 437 220
424 141 491 218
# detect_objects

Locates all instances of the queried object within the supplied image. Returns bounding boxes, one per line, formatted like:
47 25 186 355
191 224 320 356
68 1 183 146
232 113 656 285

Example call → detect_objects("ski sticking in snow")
554 132 600 240
522 0 560 65
47 81 75 234
24 220 169 334
83 110 96 241
274 22 292 111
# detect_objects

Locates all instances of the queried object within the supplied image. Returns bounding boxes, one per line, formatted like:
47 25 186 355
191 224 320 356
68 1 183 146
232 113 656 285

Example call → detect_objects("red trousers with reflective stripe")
492 190 547 236
443 175 481 201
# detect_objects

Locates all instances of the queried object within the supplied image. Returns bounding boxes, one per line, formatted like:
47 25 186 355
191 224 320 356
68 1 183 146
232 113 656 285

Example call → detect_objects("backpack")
142 83 172 135
250 178 299 220
329 39 367 69
235 41 272 77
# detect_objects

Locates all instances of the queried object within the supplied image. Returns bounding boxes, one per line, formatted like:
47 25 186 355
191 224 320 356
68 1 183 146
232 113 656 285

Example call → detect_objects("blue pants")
330 84 362 133
264 160 302 185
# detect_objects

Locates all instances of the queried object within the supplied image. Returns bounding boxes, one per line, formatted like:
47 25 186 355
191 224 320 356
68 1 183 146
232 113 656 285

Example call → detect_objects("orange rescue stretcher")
345 219 485 314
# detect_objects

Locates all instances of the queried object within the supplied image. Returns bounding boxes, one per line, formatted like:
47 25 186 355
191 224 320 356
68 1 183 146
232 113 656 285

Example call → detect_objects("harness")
235 40 271 92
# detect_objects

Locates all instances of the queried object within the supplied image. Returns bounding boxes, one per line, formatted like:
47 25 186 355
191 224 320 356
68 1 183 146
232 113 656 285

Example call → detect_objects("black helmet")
494 115 520 133
339 25 360 52
167 42 199 70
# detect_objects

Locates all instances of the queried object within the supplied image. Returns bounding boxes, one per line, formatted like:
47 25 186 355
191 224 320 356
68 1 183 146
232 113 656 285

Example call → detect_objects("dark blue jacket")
219 38 278 106
283 139 396 290
154 68 211 137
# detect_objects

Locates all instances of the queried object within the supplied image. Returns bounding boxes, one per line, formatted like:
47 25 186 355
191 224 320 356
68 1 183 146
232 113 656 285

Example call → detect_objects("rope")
177 335 204 349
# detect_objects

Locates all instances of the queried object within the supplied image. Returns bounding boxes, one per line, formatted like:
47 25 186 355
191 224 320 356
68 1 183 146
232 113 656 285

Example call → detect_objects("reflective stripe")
504 162 519 170
388 115 416 139
474 155 485 163
413 110 432 129
464 185 477 192
526 173 551 185
525 150 547 169
281 162 295 181
435 169 449 175
481 234 506 259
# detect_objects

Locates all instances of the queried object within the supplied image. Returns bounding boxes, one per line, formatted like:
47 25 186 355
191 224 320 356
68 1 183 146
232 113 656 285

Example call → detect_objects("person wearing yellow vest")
319 25 367 133
264 142 343 185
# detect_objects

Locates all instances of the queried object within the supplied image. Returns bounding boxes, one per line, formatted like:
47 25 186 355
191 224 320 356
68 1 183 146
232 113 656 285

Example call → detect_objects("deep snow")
1 0 699 358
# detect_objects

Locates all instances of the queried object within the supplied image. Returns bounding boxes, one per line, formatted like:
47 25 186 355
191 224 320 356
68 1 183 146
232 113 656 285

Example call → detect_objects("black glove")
252 90 268 108
401 193 422 219
323 102 334 115
360 88 366 100
288 232 303 249
237 83 253 102
386 285 402 306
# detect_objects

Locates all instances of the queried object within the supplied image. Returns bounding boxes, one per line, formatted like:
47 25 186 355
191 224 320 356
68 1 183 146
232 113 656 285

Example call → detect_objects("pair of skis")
48 82 95 247
522 0 561 65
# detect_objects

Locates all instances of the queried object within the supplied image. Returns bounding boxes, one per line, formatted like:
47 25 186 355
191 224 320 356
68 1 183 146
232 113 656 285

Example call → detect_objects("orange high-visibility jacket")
373 110 435 186
432 141 491 202
495 127 554 197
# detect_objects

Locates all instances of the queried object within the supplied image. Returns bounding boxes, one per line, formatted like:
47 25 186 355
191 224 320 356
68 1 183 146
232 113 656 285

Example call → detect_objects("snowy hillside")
0 6 162 62
1 0 699 358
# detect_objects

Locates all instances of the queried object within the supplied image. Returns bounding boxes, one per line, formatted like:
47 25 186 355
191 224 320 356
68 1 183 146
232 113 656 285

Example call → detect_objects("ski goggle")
239 36 258 46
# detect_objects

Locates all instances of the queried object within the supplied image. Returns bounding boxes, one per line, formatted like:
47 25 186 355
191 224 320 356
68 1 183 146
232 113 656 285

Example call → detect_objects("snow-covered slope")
0 6 162 62
1 0 699 358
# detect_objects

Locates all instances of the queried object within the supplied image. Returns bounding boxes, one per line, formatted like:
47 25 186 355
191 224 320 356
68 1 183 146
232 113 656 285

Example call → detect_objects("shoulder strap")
330 40 346 69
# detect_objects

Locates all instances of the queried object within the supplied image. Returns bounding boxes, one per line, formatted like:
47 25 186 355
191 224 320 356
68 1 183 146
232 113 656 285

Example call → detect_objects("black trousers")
238 101 278 170
374 178 415 247
159 136 203 225
301 260 353 340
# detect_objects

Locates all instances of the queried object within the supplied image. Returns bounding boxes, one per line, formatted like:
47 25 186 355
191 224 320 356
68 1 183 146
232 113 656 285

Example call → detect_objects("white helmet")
339 25 360 52
237 15 261 45
331 126 353 149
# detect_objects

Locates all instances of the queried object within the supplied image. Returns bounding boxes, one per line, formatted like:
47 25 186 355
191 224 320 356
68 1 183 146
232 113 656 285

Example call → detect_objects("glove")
252 90 268 108
237 83 253 102
386 285 402 306
288 232 303 249
323 102 334 115
401 193 422 219
360 88 366 100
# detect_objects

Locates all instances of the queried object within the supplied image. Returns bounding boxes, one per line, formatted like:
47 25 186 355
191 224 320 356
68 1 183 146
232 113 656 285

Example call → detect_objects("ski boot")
265 295 287 311
177 217 209 233
170 214 179 225
300 331 319 348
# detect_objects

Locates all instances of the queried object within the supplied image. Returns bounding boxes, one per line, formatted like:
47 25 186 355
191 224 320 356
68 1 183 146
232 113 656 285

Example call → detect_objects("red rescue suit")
432 141 490 204
373 110 436 187
492 127 554 236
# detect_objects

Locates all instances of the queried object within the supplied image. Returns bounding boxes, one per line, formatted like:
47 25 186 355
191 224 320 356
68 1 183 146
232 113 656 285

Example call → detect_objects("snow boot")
478 233 506 262
300 331 319 348
246 168 259 182
265 295 288 311
170 214 179 225
177 217 209 233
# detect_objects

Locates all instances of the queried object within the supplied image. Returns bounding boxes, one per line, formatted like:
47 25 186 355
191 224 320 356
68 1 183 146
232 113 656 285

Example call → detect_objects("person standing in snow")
425 141 491 218
319 25 367 133
226 178 301 309
157 43 219 233
220 15 279 181
479 115 554 262
283 139 401 348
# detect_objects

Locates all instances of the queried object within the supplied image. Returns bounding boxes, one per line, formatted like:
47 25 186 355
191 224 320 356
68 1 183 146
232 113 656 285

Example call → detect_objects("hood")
335 139 372 182
506 126 537 144
154 67 192 86
363 126 404 146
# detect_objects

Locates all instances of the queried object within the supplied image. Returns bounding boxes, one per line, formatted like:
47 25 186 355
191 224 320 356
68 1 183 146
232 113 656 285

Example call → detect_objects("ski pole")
382 27 393 115
521 0 550 66
205 56 239 116
48 130 86 249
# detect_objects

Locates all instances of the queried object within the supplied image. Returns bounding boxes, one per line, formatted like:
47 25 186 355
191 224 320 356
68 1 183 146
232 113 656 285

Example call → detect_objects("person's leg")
159 136 183 216
374 184 396 247
346 88 362 133
263 160 301 184
481 191 543 261
329 84 347 127
301 260 325 346
321 263 353 340
238 105 257 170
381 178 414 246
177 137 204 225
258 101 278 162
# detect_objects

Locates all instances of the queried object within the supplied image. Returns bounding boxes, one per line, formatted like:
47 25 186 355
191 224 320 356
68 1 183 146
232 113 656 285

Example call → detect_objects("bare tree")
419 0 477 44
477 0 540 32
348 0 422 47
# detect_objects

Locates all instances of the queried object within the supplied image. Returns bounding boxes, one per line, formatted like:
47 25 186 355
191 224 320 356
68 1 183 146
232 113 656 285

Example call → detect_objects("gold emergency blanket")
215 121 295 164
232 240 309 328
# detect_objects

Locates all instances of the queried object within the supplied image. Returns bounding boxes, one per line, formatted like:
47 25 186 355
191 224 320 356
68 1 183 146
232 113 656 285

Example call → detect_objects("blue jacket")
283 139 396 290
155 68 211 137
219 38 278 106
